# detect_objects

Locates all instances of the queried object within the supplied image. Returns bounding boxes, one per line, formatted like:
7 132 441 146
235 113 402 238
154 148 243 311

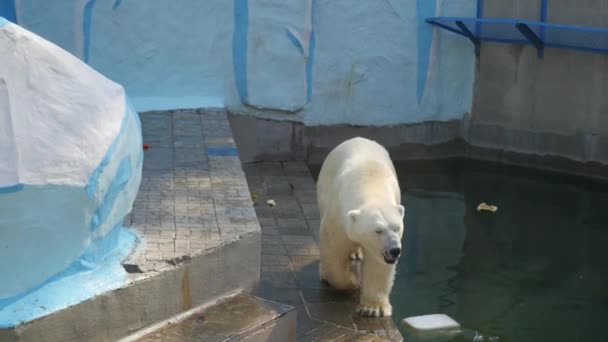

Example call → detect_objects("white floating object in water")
266 199 276 207
477 202 498 212
402 314 460 333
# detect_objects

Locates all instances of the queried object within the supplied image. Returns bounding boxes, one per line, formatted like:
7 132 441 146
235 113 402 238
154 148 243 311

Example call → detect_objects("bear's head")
346 203 405 264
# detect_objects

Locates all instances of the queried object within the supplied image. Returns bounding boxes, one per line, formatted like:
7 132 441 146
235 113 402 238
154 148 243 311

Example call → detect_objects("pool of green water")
389 159 608 341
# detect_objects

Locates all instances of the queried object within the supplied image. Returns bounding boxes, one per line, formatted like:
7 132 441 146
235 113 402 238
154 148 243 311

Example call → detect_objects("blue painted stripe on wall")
90 157 132 232
286 29 304 56
128 98 145 168
112 0 124 11
136 144 144 167
0 224 132 317
85 97 132 199
416 0 436 105
0 1 16 23
0 184 24 194
207 147 239 156
80 222 122 266
83 0 97 63
233 0 249 103
306 0 316 104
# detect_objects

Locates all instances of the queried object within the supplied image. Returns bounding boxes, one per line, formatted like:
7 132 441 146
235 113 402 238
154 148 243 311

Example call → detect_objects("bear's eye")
375 229 382 234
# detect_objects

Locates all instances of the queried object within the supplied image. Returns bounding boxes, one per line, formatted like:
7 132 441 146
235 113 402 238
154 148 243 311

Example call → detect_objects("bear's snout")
389 247 401 257
383 245 401 264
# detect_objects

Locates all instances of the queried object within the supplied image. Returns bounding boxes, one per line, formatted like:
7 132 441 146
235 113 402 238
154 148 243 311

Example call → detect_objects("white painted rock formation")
0 17 143 300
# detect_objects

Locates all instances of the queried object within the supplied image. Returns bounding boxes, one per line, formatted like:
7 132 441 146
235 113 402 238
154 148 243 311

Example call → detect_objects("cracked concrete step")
0 236 261 342
123 294 296 342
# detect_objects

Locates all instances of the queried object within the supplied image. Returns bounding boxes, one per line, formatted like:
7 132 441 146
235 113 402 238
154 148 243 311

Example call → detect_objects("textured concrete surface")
0 109 262 342
134 294 296 342
123 109 259 272
229 113 464 164
16 1 475 126
229 113 608 181
244 162 402 342
471 1 608 165
2 232 261 342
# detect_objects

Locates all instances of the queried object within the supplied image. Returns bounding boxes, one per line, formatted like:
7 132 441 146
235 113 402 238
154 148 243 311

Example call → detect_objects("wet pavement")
135 294 294 342
122 109 401 340
244 162 403 341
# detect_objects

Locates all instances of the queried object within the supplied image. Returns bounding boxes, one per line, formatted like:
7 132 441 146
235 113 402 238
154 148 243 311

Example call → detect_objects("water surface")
391 159 608 341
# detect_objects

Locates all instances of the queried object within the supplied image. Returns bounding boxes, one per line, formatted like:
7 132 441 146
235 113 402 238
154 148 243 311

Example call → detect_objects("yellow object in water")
477 202 498 212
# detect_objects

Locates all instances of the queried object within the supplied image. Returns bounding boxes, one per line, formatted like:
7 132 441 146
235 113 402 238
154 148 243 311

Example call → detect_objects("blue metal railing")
426 0 608 57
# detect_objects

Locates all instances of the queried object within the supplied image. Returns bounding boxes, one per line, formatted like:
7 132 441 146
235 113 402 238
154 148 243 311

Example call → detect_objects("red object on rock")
143 143 150 150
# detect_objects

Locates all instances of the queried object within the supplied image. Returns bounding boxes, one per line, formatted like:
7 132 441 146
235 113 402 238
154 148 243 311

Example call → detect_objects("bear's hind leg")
320 251 359 290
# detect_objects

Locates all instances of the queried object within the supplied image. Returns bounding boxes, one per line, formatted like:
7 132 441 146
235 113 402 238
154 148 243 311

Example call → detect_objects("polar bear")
317 137 404 317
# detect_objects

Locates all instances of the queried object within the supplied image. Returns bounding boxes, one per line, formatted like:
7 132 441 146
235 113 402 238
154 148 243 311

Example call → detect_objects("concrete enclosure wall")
2 0 476 126
5 1 608 165
469 0 608 164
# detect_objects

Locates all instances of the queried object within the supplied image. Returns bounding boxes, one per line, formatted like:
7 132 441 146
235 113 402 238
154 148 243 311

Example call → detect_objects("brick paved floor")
121 108 401 340
245 162 403 341
123 109 259 272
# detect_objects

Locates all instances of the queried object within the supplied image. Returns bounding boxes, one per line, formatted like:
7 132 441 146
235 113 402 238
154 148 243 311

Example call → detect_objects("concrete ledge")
229 113 608 181
228 113 463 163
0 233 261 342
1 108 264 342
123 294 296 342
236 308 297 342
465 120 608 181
123 109 260 271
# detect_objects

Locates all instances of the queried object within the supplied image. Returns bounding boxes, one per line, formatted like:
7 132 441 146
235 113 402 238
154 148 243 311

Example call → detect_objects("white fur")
317 137 404 317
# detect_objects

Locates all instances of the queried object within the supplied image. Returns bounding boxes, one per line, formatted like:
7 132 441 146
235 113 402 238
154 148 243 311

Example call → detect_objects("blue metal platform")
426 0 608 58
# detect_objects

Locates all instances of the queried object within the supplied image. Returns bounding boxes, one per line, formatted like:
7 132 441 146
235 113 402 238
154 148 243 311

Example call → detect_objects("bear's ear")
397 205 405 219
347 209 361 223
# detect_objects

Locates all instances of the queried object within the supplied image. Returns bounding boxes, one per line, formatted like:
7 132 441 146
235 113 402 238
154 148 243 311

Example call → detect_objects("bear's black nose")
389 247 401 257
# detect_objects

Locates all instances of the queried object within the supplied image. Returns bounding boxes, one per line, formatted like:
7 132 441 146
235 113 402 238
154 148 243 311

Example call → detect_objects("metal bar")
540 0 548 22
475 0 483 36
426 15 608 57
545 42 608 54
428 16 608 33
538 0 548 58
426 20 469 37
455 20 480 56
515 23 545 54
455 21 479 44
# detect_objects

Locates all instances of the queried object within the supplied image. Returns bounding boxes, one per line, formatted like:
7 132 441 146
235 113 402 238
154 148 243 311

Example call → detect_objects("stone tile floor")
135 294 295 342
123 109 259 272
245 162 403 341
122 108 401 340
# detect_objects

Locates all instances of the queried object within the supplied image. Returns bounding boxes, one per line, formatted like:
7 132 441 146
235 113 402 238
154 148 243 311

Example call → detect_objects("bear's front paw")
357 302 392 317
